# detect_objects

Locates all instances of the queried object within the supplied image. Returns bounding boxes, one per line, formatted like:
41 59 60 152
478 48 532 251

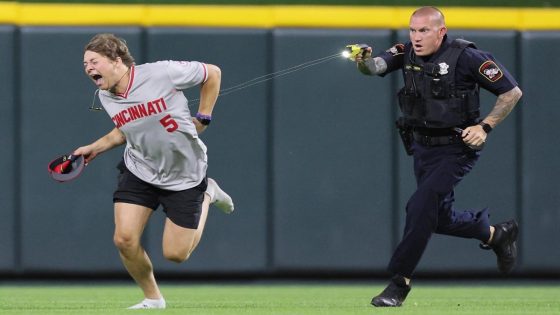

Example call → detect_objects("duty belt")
413 132 463 146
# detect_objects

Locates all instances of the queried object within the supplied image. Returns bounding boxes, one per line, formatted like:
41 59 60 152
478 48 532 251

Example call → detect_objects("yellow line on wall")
1 2 560 30
145 5 274 27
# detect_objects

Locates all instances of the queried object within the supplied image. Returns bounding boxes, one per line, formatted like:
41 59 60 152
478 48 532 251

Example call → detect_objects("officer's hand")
461 125 487 150
355 47 372 63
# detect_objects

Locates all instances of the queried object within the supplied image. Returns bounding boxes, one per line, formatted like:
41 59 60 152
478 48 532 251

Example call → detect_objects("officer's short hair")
412 6 446 26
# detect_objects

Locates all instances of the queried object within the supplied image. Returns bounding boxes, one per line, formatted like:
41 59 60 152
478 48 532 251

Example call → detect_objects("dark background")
0 24 558 278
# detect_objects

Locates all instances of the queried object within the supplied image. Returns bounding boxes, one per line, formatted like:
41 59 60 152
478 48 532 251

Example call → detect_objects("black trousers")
388 141 491 278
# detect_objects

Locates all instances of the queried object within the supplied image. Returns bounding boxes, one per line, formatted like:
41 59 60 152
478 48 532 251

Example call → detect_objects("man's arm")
482 86 523 128
357 57 388 76
355 45 402 76
73 127 126 164
193 64 221 134
461 86 522 147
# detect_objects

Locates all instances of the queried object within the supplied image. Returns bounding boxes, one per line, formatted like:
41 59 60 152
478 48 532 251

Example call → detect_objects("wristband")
479 122 492 134
195 112 212 126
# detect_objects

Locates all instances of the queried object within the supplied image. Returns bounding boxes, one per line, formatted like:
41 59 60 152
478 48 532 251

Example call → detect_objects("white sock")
127 297 166 309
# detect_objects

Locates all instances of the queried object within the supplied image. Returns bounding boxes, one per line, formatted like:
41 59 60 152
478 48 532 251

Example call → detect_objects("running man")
75 33 234 309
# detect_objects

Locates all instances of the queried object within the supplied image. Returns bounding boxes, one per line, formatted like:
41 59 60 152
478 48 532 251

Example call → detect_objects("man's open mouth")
91 74 103 85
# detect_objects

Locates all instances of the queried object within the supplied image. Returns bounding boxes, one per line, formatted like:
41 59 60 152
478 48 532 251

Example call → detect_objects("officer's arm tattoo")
357 57 387 76
484 86 523 127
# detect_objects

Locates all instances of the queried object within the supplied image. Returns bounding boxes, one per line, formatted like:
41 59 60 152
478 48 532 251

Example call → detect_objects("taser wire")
89 52 341 111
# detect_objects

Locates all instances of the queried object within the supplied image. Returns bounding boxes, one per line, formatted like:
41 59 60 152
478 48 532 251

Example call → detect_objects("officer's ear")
438 26 447 39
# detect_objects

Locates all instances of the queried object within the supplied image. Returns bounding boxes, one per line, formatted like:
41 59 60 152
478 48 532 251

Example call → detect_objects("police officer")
353 7 523 307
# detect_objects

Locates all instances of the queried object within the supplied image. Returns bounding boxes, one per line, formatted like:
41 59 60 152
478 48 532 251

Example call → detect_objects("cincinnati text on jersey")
112 97 168 128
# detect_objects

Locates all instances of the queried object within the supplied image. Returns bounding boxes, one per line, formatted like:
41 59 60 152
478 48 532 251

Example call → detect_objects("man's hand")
460 125 487 150
192 117 208 134
355 46 373 63
72 128 125 164
73 145 97 165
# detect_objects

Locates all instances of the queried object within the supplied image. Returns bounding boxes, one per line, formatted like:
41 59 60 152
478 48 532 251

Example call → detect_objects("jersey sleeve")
460 48 518 95
166 60 208 90
376 43 406 77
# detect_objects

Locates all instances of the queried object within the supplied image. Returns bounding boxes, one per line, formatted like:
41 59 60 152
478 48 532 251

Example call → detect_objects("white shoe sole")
127 298 166 309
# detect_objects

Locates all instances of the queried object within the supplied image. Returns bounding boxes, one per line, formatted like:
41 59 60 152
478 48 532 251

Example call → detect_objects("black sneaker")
480 219 519 274
371 275 411 307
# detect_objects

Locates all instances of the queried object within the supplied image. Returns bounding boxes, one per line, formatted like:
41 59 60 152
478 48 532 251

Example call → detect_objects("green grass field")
1 282 559 315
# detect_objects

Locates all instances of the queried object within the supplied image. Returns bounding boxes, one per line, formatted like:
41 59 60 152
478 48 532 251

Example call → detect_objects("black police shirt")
377 35 518 96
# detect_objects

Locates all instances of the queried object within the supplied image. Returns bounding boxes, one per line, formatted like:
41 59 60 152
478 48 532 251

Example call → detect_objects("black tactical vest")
398 39 480 128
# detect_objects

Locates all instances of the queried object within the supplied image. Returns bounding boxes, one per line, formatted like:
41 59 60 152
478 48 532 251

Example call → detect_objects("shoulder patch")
479 60 503 82
386 43 405 56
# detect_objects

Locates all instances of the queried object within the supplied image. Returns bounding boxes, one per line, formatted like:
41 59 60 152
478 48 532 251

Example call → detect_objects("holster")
396 118 413 156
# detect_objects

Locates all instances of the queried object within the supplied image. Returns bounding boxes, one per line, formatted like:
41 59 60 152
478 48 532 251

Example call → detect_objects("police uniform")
375 35 518 278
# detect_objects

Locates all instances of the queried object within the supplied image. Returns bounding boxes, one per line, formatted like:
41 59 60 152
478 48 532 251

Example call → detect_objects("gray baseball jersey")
99 60 209 191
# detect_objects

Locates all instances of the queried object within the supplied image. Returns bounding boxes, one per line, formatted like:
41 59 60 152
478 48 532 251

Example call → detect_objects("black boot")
480 219 519 274
371 275 411 307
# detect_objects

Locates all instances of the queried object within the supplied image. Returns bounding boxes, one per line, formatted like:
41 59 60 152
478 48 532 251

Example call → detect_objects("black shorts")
113 161 208 229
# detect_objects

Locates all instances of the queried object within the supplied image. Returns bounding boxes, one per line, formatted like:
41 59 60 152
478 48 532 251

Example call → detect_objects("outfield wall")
0 24 559 277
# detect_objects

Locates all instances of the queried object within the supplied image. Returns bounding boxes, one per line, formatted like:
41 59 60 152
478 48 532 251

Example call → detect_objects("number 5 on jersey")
159 114 178 132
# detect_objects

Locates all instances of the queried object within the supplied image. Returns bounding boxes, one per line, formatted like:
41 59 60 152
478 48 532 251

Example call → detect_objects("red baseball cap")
47 154 85 182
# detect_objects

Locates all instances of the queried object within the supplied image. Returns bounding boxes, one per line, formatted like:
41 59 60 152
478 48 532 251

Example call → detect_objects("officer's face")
409 14 447 56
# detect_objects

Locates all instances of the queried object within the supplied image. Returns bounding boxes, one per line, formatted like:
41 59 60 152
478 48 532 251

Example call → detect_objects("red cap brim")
47 154 85 182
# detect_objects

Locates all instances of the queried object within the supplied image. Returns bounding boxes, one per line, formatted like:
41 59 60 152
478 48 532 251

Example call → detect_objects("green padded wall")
0 26 17 271
1 26 558 275
271 29 395 271
520 31 560 271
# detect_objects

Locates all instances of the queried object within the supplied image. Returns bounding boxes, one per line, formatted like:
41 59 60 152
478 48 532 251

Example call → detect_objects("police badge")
386 43 405 56
438 62 449 75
